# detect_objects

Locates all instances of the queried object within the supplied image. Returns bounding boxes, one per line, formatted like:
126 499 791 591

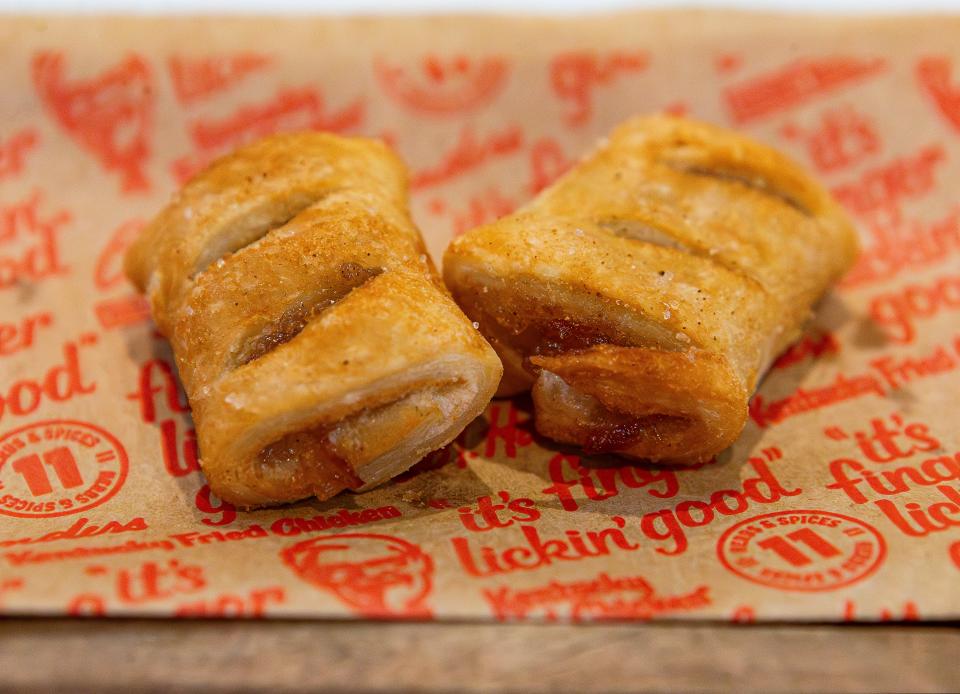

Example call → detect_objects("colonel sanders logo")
281 533 433 618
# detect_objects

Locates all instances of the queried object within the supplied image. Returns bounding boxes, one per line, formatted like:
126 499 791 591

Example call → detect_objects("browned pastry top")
127 132 501 506
444 115 858 464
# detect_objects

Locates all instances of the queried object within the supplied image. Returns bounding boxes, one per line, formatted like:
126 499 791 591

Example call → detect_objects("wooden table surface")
1 619 958 692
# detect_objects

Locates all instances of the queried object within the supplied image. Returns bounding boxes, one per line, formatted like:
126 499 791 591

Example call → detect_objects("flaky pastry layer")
127 132 501 507
444 115 858 465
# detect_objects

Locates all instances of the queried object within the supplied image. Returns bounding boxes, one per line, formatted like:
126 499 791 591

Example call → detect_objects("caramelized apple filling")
477 310 688 452
533 365 694 454
253 376 467 500
518 318 616 358
584 413 690 454
236 263 381 366
257 426 362 500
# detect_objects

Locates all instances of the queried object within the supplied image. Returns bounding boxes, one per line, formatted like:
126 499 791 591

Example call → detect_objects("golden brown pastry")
126 132 502 508
444 115 858 464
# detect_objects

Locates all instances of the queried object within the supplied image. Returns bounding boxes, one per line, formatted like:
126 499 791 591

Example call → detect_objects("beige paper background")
0 12 959 620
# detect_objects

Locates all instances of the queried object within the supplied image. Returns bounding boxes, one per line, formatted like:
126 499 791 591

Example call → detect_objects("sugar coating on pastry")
443 115 858 465
126 132 502 508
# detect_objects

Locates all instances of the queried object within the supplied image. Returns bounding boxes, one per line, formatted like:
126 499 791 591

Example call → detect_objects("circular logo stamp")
0 420 128 519
717 510 886 592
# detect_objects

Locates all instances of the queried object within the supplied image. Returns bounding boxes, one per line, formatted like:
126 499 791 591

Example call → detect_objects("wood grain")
1 620 958 692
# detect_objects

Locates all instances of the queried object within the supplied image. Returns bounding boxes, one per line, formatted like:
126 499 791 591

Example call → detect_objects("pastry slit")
602 217 773 298
233 263 382 367
189 191 333 280
601 219 695 253
666 162 811 216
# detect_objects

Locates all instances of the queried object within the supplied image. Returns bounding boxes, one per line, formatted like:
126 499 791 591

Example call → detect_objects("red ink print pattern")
843 599 919 622
175 586 285 617
195 484 237 527
92 218 150 329
916 57 960 133
772 332 840 370
483 571 711 622
0 516 147 548
868 273 960 344
126 358 198 478
451 517 642 578
168 53 272 105
411 124 523 190
457 491 540 533
1 190 71 292
0 577 24 609
281 533 434 618
542 452 679 513
750 371 886 428
717 510 887 592
72 559 205 609
550 50 649 126
0 312 53 359
0 334 98 426
831 144 945 226
0 129 39 181
780 105 881 173
32 52 154 193
823 415 960 541
636 455 800 557
0 419 128 519
94 295 151 330
171 87 364 184
714 53 743 75
527 137 572 195
270 506 401 537
375 54 508 116
429 186 518 237
724 56 886 124
94 219 144 291
841 206 960 289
